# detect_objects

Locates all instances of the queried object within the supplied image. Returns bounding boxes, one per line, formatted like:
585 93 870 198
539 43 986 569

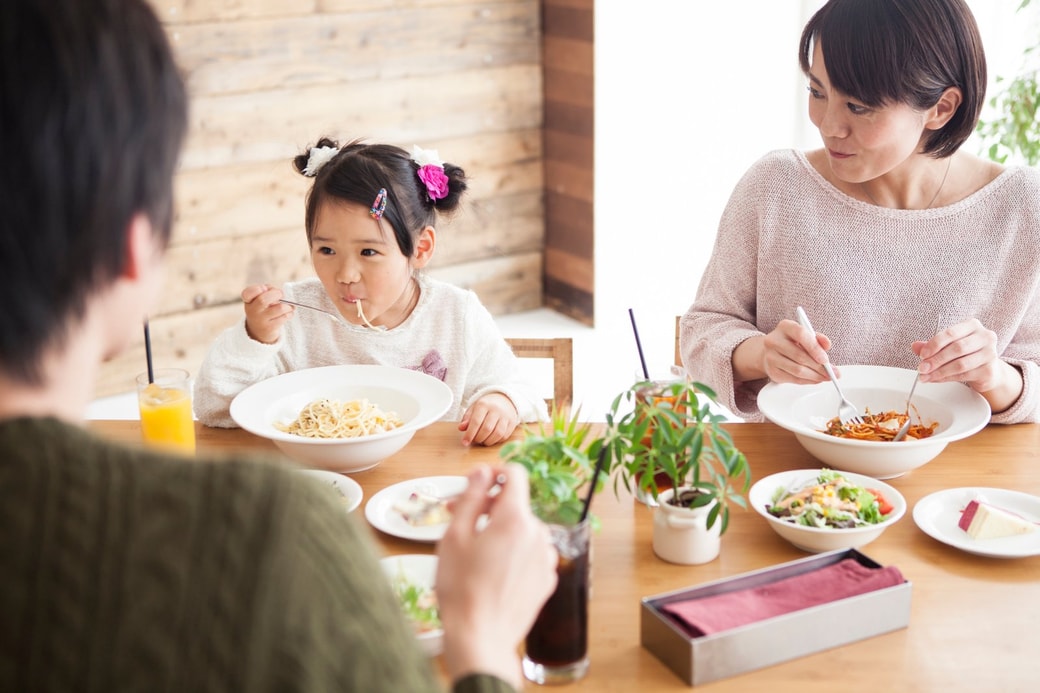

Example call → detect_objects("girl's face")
806 41 929 184
310 200 433 329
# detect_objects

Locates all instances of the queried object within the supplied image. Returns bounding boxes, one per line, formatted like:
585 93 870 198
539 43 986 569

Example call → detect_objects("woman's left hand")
914 318 1023 412
458 393 520 446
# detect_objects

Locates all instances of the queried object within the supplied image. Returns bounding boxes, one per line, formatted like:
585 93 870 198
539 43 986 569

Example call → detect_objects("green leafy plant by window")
976 0 1039 166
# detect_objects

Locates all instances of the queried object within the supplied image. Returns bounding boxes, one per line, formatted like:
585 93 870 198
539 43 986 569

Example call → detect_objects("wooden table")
90 420 1040 691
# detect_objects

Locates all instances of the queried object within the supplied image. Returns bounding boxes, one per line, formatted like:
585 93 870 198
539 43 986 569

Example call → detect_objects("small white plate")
298 469 364 513
913 487 1040 558
365 476 466 542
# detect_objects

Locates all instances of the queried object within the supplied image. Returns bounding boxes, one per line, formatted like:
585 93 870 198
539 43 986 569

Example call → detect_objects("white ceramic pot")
651 488 721 565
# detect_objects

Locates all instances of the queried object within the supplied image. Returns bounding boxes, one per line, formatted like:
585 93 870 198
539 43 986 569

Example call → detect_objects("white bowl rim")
749 468 907 535
758 364 990 448
229 364 453 445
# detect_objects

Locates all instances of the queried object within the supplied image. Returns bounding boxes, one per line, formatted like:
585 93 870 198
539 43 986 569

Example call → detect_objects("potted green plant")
602 379 751 564
976 0 1039 166
499 405 607 526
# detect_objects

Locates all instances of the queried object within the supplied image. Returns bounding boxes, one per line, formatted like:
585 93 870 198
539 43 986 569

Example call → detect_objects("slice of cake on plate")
958 496 1038 540
393 491 451 527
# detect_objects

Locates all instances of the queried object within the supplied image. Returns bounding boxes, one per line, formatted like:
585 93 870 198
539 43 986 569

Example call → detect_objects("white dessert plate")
298 469 363 513
913 487 1040 558
365 476 466 542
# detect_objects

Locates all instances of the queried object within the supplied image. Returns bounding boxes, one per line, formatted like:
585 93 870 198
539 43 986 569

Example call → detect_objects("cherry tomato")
869 489 893 515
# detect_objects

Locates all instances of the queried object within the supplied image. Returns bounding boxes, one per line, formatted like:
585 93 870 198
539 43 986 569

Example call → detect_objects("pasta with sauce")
823 408 938 442
276 397 404 438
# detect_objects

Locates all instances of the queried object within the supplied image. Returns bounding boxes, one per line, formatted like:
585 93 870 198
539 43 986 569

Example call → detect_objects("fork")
893 315 943 442
279 299 348 327
795 306 864 426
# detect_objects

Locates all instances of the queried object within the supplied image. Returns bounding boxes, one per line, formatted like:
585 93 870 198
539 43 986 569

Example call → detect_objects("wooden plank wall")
96 0 546 397
541 0 594 325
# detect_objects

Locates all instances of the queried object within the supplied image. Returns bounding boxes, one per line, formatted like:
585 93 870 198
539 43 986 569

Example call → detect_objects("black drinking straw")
143 320 155 383
628 308 650 380
579 446 610 524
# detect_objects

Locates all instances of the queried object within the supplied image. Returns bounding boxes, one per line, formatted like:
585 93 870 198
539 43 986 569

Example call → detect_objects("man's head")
0 0 187 383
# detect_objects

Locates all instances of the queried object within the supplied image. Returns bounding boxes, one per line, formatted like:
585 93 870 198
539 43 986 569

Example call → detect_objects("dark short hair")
798 0 986 158
293 139 468 256
0 0 188 383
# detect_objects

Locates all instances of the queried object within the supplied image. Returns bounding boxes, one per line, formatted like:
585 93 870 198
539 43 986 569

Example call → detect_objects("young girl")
194 138 547 445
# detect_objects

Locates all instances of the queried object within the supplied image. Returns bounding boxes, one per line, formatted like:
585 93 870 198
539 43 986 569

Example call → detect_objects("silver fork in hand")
893 315 943 442
795 306 864 426
280 299 348 327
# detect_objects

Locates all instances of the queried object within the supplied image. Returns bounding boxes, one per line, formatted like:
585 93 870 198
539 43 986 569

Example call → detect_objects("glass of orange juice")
136 368 196 455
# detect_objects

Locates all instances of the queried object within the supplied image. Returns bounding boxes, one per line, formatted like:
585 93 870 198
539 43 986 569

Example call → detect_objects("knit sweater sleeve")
680 151 779 420
245 470 445 692
193 318 284 427
457 291 549 423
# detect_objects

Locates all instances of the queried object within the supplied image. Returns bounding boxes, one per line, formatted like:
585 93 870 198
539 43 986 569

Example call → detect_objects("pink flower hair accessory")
411 145 449 201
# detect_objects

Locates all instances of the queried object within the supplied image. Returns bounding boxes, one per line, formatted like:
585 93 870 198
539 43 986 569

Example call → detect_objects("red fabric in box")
660 558 905 637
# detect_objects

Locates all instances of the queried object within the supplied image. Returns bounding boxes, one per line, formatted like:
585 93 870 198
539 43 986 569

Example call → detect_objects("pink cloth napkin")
661 558 905 637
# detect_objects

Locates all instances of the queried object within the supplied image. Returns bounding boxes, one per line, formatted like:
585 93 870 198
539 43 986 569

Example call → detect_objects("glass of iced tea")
136 368 196 455
633 378 685 502
522 520 591 684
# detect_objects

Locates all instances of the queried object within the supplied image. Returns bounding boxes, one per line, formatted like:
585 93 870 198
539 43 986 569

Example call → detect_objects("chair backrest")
675 315 682 368
506 337 574 409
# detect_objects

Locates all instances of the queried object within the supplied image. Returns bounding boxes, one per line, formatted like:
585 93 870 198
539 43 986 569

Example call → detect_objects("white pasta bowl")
758 365 990 479
380 554 443 657
749 469 907 553
229 364 453 472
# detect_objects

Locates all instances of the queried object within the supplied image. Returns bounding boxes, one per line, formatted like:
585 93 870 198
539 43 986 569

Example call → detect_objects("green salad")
768 469 894 529
392 572 440 634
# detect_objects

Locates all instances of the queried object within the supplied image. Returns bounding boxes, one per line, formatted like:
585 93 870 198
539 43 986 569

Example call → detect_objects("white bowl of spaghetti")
758 365 990 479
229 365 453 472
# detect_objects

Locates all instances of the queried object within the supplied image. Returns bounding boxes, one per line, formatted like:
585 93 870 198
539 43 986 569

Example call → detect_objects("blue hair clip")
370 188 388 220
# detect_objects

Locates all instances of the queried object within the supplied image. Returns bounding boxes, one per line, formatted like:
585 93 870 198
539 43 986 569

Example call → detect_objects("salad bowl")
380 554 442 656
749 469 907 553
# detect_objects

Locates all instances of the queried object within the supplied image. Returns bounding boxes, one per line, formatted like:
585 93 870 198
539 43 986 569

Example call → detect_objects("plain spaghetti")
277 397 404 438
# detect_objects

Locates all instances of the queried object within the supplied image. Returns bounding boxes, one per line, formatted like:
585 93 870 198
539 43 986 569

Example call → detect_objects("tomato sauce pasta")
276 398 404 438
823 409 938 442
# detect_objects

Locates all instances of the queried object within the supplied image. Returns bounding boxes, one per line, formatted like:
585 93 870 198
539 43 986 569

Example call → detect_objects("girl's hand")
914 318 1023 413
437 464 557 689
241 284 292 344
458 393 520 446
733 318 834 384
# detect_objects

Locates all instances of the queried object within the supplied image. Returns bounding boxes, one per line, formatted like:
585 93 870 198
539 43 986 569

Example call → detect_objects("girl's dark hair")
798 0 986 158
293 139 468 256
0 0 188 384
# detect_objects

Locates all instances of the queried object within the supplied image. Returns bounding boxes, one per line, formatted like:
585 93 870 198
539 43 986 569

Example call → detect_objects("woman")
680 0 1040 424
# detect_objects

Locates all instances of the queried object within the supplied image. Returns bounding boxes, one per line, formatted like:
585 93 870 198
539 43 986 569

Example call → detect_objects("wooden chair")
675 315 683 368
506 337 574 408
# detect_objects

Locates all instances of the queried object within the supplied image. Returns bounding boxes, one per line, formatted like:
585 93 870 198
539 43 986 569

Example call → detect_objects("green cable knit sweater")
0 417 511 693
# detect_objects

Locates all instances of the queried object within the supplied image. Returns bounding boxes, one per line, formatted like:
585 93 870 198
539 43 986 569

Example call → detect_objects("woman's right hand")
733 318 834 384
241 284 292 344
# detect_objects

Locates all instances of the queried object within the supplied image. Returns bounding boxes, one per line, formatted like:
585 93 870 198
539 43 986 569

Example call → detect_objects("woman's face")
309 200 424 329
806 41 929 184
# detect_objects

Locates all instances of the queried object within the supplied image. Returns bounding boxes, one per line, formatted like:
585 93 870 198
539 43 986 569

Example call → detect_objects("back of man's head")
0 0 187 384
